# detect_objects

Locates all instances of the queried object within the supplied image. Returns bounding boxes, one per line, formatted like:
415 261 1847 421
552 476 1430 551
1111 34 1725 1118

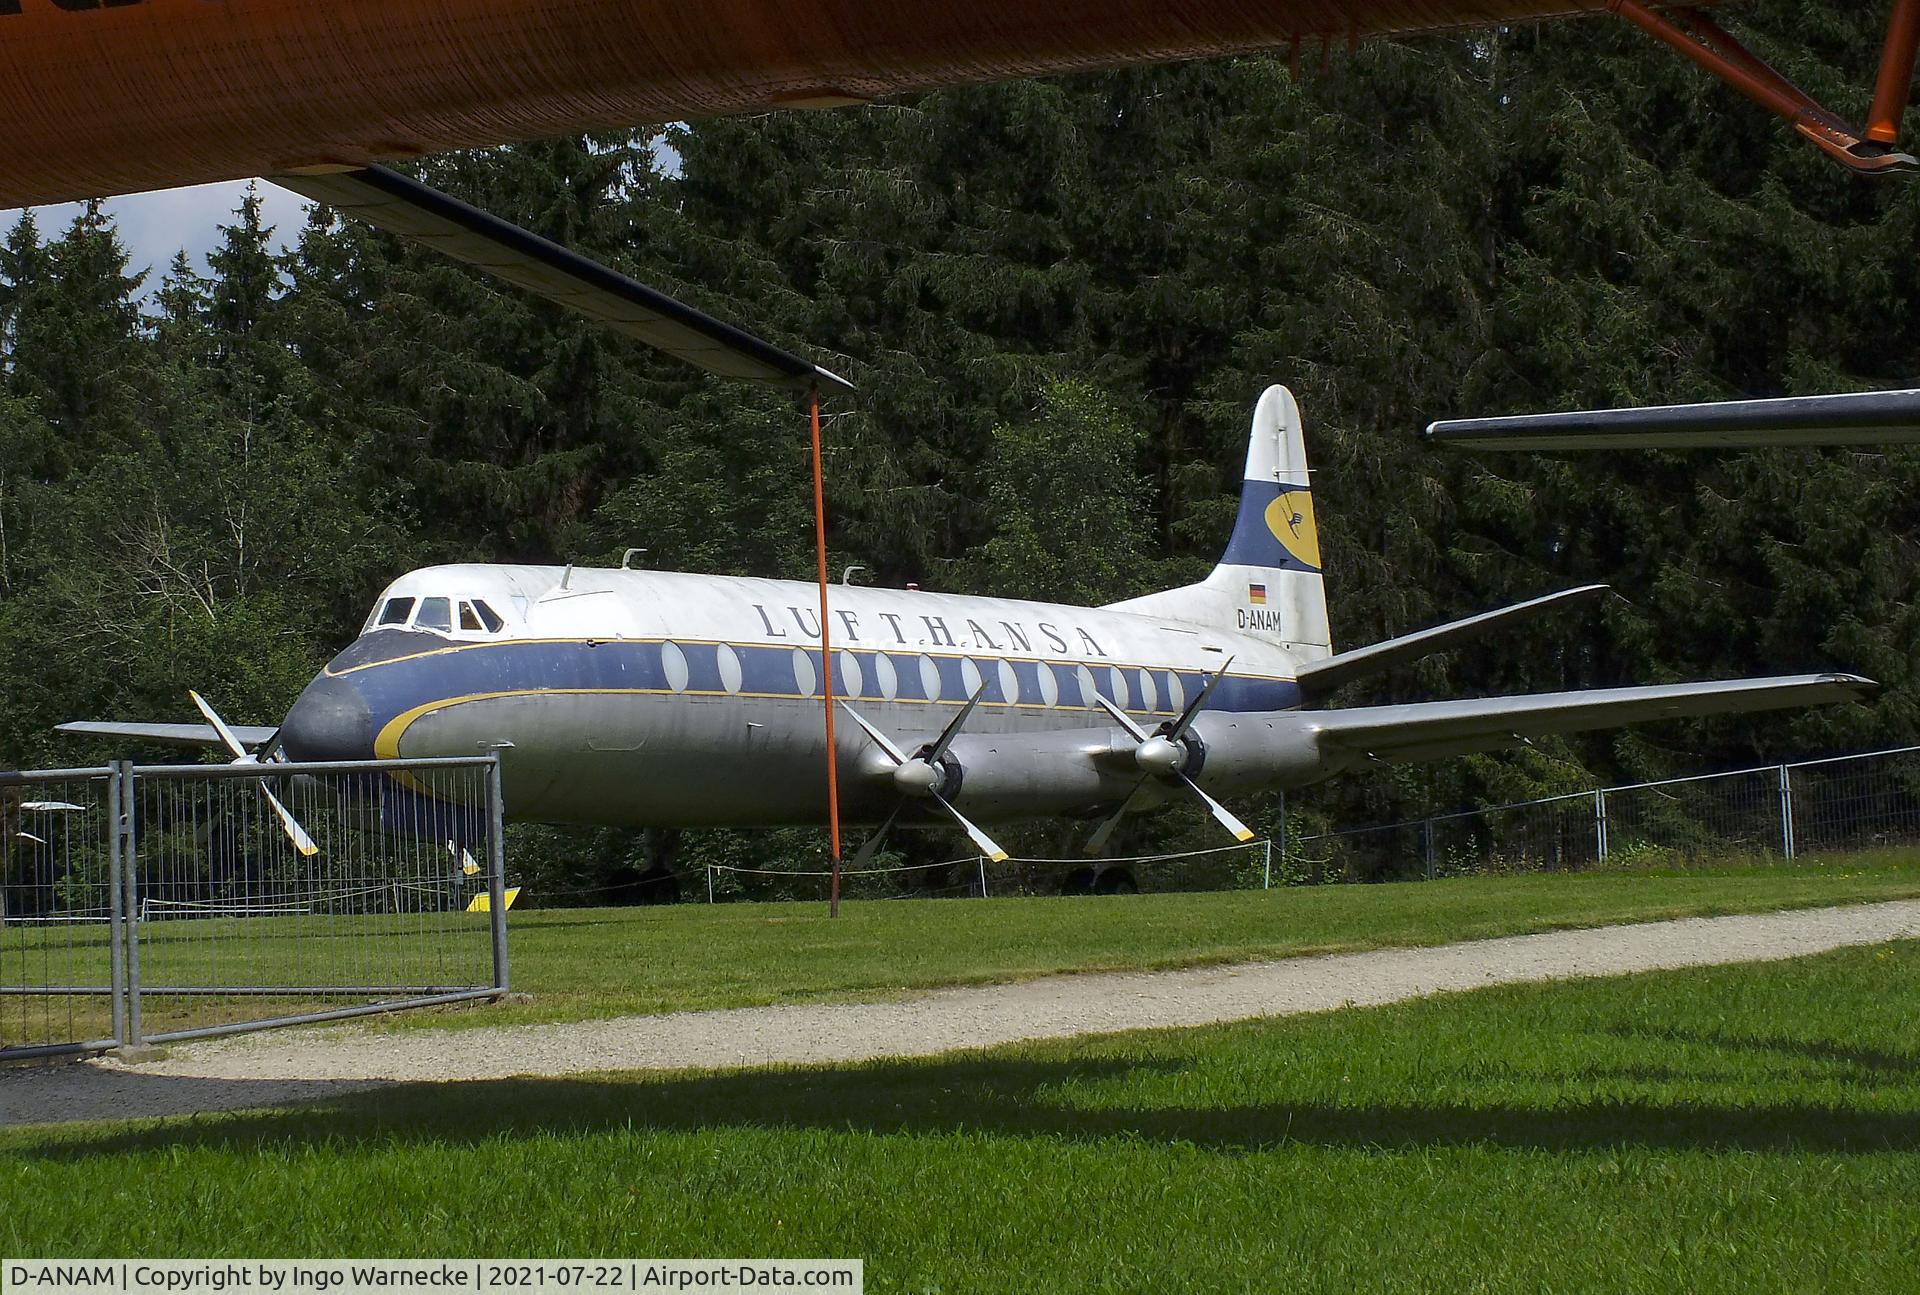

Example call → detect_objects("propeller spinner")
1084 659 1255 855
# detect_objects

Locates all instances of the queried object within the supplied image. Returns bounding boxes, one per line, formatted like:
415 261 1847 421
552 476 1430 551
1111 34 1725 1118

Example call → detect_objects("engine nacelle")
1182 711 1342 793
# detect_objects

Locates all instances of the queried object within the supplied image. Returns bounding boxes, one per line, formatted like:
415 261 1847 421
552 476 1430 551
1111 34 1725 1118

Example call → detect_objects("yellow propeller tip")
297 843 320 857
1235 830 1257 842
989 851 1010 862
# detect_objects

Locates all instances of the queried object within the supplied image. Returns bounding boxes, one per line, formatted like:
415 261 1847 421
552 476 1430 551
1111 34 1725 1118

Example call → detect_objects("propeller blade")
1091 693 1151 742
15 831 46 845
448 841 481 876
838 702 908 766
850 803 904 868
1168 655 1235 742
254 728 288 764
925 684 990 765
1084 776 1152 855
1176 772 1256 843
258 781 320 857
931 792 1009 862
188 690 253 762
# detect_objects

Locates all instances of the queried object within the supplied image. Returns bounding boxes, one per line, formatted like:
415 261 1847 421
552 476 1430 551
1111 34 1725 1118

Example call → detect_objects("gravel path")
7 898 1918 1127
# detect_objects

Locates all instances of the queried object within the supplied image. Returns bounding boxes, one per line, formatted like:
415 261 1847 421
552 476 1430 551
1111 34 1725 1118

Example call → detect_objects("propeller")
840 685 1010 864
1084 659 1254 854
190 690 319 857
9 801 82 846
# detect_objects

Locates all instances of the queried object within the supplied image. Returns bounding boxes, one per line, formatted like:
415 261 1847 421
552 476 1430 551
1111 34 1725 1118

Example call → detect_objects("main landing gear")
1060 866 1138 896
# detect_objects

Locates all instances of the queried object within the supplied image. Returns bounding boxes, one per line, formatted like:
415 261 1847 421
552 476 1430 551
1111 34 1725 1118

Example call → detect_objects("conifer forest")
3 4 1916 889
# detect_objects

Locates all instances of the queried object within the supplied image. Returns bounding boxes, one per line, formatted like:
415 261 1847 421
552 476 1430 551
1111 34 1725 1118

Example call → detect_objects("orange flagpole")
810 385 844 916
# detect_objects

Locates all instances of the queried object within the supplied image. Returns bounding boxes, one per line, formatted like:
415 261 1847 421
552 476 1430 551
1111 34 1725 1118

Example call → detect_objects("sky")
0 179 311 291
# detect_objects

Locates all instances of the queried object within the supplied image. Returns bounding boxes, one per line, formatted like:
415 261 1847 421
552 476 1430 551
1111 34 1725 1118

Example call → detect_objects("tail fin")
1106 385 1332 656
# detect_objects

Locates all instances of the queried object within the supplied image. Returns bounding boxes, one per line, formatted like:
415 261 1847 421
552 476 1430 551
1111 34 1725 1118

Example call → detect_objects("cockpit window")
377 597 415 627
472 600 505 633
459 601 484 632
414 597 453 633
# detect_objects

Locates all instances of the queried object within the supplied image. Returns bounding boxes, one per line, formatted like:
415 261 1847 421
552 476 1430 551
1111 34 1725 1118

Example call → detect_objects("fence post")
105 763 128 1048
1423 819 1436 881
706 864 716 904
1779 764 1796 860
1594 790 1609 863
977 855 989 898
114 759 144 1048
1263 838 1273 890
485 754 510 994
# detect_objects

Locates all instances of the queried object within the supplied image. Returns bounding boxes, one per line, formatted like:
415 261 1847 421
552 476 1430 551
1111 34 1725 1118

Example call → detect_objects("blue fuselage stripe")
334 635 1305 734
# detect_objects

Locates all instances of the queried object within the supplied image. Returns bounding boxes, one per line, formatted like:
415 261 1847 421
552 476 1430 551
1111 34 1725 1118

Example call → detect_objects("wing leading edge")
55 721 278 751
272 166 853 394
1424 389 1920 451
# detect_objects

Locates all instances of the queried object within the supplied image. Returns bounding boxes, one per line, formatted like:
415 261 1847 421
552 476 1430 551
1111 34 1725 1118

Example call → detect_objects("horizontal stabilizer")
1296 584 1609 700
1300 674 1875 765
273 166 853 394
1425 389 1920 451
56 720 279 751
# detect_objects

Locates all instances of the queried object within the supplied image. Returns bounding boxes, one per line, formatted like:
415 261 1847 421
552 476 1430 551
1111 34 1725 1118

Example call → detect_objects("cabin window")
415 597 453 633
378 597 415 627
837 650 864 700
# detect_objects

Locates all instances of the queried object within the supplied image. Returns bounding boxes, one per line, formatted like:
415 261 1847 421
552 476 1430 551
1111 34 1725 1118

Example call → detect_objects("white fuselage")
281 564 1314 826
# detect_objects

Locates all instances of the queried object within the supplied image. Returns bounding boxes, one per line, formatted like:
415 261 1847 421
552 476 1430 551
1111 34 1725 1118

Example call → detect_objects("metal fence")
1 755 509 1060
703 839 1276 901
1287 745 1920 883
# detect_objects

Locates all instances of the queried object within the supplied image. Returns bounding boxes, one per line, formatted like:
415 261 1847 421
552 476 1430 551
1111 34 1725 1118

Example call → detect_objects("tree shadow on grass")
19 1041 1920 1161
1610 1026 1920 1079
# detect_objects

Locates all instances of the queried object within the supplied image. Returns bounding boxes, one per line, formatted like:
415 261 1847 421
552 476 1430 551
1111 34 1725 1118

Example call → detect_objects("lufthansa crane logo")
1263 490 1320 569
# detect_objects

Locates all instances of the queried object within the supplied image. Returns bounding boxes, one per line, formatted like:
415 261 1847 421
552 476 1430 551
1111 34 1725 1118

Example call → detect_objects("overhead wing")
273 166 853 394
1296 585 1609 700
1424 390 1920 451
1297 674 1875 764
55 721 279 751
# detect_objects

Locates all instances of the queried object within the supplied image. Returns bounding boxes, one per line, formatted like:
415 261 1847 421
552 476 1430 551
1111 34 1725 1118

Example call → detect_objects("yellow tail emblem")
1263 490 1321 568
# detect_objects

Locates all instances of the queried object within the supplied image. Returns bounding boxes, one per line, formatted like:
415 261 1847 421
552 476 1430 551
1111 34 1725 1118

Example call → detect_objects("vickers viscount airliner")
63 385 1876 865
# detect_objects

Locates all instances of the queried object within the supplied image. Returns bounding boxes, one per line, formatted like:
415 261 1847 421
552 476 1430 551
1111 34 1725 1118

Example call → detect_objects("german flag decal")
1248 583 1267 605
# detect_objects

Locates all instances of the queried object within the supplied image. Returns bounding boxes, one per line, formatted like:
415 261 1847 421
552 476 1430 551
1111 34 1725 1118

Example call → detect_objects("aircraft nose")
278 673 374 763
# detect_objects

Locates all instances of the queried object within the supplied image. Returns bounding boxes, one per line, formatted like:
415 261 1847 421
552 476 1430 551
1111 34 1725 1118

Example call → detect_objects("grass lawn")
433 849 1920 1026
5 942 1918 1291
8 851 1920 1045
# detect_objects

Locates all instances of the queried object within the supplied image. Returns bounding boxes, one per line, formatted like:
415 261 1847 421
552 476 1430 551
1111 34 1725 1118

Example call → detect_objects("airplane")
59 384 1877 879
3 0 1918 213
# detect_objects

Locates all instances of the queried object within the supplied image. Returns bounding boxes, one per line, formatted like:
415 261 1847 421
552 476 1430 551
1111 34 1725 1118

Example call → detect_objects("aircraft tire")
1093 867 1139 896
1060 866 1098 896
636 865 681 905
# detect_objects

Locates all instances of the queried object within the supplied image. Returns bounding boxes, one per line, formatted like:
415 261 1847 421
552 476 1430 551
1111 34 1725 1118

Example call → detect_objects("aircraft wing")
1424 389 1920 451
273 166 853 394
1296 584 1610 699
55 721 277 751
1297 674 1875 764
